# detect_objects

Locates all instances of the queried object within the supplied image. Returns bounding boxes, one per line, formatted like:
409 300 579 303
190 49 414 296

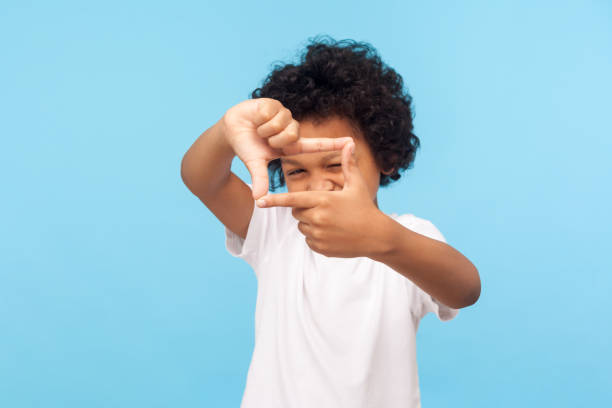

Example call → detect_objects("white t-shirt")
225 189 459 408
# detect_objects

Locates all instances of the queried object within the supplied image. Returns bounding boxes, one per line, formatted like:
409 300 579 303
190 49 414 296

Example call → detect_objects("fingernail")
350 144 355 155
256 198 266 207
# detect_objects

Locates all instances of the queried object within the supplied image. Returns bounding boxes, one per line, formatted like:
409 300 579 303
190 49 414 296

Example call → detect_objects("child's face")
280 116 385 207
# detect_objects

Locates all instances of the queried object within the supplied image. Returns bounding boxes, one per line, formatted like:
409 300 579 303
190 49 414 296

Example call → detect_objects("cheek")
285 178 299 193
362 165 381 191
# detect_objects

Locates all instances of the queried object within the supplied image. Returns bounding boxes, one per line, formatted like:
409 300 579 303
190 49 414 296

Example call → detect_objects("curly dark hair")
251 35 421 191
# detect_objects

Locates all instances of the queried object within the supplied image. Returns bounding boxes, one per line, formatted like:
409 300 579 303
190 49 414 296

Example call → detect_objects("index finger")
281 136 354 156
256 191 326 208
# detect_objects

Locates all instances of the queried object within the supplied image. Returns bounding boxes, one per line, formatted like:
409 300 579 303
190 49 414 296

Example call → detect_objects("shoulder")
389 212 447 243
245 183 295 226
224 184 296 268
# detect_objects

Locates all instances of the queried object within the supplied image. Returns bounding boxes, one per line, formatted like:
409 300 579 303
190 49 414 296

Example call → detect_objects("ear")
381 166 395 175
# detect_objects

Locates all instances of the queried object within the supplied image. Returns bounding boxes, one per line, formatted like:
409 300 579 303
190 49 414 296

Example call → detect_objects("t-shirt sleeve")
224 183 273 273
396 215 460 322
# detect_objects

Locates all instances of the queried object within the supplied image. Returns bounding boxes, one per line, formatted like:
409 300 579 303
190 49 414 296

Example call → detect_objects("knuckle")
258 104 274 120
278 109 292 127
305 237 314 249
312 242 324 254
267 136 282 148
320 213 329 224
316 242 329 255
267 120 283 134
285 127 299 142
271 98 282 109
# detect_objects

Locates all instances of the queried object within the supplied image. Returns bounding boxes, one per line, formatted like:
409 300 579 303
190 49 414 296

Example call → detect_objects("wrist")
214 116 236 159
367 211 398 261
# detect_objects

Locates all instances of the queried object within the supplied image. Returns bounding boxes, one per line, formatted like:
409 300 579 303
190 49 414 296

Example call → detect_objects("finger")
291 206 314 223
341 140 358 190
251 98 284 127
291 207 303 221
244 158 269 200
256 190 324 208
297 221 313 237
267 119 299 149
256 107 293 139
281 136 354 156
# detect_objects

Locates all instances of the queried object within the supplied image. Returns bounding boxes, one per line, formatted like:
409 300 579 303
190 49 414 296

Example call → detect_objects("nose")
307 177 335 191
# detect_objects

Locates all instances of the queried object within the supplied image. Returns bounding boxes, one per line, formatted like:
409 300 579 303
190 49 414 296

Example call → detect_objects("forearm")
181 118 235 198
370 214 481 309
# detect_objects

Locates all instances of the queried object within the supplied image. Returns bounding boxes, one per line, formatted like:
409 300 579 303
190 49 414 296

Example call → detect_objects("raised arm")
181 118 254 239
181 98 354 240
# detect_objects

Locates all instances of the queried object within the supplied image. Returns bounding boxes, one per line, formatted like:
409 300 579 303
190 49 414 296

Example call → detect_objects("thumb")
245 158 269 200
341 141 360 190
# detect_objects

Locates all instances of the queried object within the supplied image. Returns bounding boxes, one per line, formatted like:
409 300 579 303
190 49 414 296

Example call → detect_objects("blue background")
1 1 611 406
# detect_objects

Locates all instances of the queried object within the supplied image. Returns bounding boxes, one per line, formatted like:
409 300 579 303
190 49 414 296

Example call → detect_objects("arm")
181 98 343 241
369 213 481 309
256 142 480 305
180 118 254 240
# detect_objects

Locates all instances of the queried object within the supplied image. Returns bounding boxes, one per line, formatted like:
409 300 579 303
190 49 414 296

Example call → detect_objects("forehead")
280 116 362 165
299 115 361 138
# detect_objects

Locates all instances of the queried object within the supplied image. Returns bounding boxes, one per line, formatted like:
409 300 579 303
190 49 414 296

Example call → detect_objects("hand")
222 98 354 200
257 141 387 258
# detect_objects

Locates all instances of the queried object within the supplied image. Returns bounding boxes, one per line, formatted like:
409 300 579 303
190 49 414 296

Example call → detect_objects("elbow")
464 286 480 307
180 155 190 184
463 267 481 307
450 265 481 309
181 155 198 190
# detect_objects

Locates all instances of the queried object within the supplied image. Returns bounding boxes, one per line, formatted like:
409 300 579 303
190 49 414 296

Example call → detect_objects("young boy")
181 36 480 408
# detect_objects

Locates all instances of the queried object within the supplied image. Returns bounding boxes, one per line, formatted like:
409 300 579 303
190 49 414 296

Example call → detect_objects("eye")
288 169 304 176
328 163 341 168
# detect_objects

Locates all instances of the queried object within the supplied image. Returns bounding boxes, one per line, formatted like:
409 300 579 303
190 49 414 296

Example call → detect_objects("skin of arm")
181 119 255 240
368 212 481 309
181 119 235 199
256 141 480 309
